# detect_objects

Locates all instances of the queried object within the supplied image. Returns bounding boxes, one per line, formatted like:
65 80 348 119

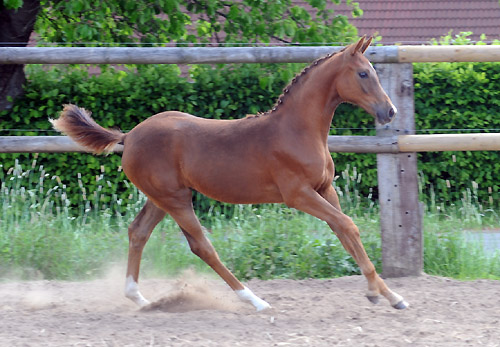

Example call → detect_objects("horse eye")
358 71 368 79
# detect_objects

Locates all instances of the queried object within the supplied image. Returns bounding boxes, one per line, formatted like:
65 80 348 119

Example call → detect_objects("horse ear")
360 36 373 54
351 35 366 56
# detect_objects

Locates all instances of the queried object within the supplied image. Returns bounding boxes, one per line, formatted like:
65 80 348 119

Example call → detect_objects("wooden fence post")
376 63 423 277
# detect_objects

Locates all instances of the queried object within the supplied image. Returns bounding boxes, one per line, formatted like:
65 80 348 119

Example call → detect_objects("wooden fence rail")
1 134 499 153
2 45 500 64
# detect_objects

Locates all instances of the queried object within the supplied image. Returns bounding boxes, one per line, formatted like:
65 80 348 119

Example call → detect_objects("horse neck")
275 58 343 141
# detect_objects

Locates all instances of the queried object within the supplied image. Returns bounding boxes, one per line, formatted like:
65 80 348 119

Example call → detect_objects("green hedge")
0 63 294 213
414 61 500 207
1 60 499 213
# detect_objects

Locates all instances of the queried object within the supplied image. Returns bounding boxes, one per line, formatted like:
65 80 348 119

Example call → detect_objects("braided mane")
245 48 345 119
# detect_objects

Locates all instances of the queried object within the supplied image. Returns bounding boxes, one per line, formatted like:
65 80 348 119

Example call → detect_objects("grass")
0 160 499 281
423 209 500 280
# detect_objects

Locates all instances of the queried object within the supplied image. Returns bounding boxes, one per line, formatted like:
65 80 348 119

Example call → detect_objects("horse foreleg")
319 186 408 308
329 220 408 309
286 186 408 309
125 199 166 307
180 227 270 311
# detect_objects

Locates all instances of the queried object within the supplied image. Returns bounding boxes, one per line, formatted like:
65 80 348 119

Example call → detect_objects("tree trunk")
0 0 41 111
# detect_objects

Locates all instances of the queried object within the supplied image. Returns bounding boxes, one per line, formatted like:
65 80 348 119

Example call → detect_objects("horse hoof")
392 300 409 310
366 295 380 304
256 302 272 312
236 286 271 312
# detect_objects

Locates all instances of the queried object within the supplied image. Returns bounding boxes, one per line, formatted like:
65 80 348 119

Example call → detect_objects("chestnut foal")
51 36 408 311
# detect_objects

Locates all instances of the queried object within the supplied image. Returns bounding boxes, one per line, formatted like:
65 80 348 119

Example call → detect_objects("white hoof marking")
236 286 271 311
388 291 409 309
125 276 150 308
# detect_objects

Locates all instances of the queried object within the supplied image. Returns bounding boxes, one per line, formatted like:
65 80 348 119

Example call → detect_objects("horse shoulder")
267 126 333 189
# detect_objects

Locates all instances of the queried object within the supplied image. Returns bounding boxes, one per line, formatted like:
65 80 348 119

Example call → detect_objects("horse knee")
345 223 361 238
329 215 359 237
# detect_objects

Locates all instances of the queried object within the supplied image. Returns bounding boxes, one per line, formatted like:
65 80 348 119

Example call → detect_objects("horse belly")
185 164 283 204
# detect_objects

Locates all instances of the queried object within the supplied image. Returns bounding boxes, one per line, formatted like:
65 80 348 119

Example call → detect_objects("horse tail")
51 104 126 154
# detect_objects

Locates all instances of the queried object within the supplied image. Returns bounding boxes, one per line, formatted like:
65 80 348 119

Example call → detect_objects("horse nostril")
389 108 395 118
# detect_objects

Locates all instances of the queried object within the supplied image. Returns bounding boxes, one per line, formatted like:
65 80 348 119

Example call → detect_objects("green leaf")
4 0 23 10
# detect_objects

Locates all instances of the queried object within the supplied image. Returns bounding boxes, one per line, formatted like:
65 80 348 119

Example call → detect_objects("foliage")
1 161 498 281
414 73 500 203
423 218 500 280
414 33 500 207
3 0 360 45
0 159 128 279
210 205 378 280
0 63 291 212
2 42 500 210
1 0 359 111
2 0 23 10
32 0 360 46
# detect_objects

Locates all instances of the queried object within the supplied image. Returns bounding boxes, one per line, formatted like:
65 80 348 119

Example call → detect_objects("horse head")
336 36 397 125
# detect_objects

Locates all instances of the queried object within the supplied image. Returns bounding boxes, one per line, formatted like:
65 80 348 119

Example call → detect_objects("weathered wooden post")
376 63 423 277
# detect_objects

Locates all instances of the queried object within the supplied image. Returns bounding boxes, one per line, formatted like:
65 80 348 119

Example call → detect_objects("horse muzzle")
375 104 397 125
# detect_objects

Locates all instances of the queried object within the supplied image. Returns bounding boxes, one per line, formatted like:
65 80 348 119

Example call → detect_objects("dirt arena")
0 270 499 346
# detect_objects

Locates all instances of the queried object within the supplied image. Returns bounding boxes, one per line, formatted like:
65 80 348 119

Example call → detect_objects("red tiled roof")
299 0 500 44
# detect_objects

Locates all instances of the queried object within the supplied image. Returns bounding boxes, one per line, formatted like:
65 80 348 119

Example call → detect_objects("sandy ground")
0 270 499 347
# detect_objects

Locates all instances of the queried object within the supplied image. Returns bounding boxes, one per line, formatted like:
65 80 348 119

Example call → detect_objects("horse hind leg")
159 194 270 311
179 227 270 311
125 199 166 307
